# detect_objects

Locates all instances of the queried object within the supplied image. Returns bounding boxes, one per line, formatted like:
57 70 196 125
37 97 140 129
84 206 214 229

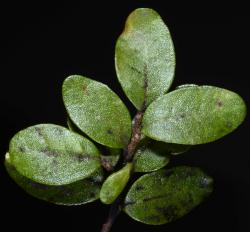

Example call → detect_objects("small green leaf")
143 86 247 144
133 140 170 172
9 124 101 185
63 75 131 148
115 8 175 110
124 166 213 225
5 153 104 205
100 163 132 204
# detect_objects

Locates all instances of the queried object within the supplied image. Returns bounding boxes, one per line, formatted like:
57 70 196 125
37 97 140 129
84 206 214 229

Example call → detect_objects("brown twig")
101 111 144 232
101 156 114 172
101 198 121 232
125 111 144 162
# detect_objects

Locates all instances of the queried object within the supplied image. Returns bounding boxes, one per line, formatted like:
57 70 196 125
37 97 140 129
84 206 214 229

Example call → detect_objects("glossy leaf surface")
9 124 101 185
63 75 131 148
133 140 170 172
124 166 213 225
115 8 175 110
143 86 246 144
5 153 104 205
100 163 132 204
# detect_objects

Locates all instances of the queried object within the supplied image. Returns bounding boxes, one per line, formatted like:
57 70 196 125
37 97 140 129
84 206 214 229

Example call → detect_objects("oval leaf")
142 86 246 144
124 166 213 225
133 140 170 172
115 8 175 110
5 153 104 205
9 124 101 185
63 75 131 148
100 163 132 204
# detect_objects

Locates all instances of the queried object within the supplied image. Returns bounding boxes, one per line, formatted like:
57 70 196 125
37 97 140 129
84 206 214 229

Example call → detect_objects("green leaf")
133 135 189 172
100 163 132 204
137 133 190 156
133 140 170 172
63 75 132 148
5 153 104 205
115 8 175 110
124 166 213 225
142 86 247 144
9 124 102 185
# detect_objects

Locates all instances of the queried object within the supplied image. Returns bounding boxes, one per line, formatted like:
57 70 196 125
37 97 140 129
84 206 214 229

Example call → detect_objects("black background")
1 1 249 232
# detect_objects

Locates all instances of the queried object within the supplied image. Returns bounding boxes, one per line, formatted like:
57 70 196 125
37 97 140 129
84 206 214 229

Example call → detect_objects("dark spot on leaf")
163 169 174 178
74 153 100 163
226 121 233 129
143 194 167 202
41 149 59 158
144 215 161 223
143 75 148 90
52 159 58 166
74 154 89 162
6 163 16 172
82 84 88 94
48 170 54 176
19 146 25 153
124 200 136 207
156 205 178 222
107 129 113 135
219 128 226 134
101 157 113 172
135 184 144 191
35 127 43 137
217 100 223 107
89 192 96 198
143 65 149 91
130 65 142 75
180 113 185 119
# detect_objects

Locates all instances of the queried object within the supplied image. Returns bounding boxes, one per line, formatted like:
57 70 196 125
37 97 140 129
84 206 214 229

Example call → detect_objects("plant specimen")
4 8 246 232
